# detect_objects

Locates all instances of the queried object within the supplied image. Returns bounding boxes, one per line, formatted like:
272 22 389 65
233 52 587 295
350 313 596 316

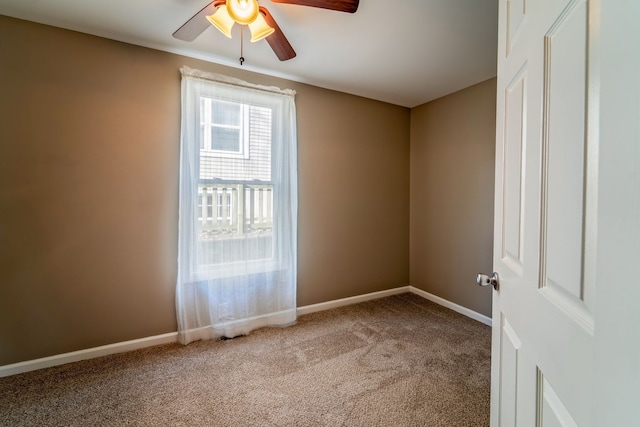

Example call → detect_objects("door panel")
506 0 526 56
501 65 527 275
498 314 521 426
540 0 589 305
537 373 579 427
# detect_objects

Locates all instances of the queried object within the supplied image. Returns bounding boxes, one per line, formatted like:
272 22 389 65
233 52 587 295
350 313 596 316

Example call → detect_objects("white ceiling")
0 0 498 107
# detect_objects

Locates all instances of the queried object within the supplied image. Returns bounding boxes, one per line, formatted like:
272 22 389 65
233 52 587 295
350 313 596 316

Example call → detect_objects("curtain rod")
180 66 296 97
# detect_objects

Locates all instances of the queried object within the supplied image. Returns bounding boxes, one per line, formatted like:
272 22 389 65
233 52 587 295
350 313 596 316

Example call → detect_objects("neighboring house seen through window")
199 98 249 157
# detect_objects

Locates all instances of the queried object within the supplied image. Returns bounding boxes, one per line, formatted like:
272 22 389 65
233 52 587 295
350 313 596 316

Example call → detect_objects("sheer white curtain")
176 66 297 344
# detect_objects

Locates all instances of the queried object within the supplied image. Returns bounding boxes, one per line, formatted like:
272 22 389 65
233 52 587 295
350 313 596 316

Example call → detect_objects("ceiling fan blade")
173 0 225 42
269 0 359 13
260 7 297 61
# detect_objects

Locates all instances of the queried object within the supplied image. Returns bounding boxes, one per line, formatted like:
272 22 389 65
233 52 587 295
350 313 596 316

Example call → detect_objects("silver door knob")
477 272 500 290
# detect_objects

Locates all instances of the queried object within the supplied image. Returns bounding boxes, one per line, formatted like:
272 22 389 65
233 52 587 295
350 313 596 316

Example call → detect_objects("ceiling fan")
173 0 359 61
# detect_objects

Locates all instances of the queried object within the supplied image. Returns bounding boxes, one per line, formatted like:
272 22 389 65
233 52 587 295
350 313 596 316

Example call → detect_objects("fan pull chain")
239 26 245 66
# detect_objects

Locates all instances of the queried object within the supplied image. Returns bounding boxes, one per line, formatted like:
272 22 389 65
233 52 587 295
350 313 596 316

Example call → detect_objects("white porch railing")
198 183 273 240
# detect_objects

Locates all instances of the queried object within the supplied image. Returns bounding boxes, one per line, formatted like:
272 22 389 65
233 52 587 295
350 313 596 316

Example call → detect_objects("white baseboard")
297 286 411 316
1 285 491 378
0 332 178 378
297 286 492 327
409 286 493 326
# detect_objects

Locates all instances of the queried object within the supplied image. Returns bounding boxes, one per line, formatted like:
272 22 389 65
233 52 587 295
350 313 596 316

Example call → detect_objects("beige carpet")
0 293 491 426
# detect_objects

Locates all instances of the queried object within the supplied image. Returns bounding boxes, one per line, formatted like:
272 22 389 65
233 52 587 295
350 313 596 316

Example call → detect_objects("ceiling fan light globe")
226 0 259 25
249 14 275 42
206 5 234 38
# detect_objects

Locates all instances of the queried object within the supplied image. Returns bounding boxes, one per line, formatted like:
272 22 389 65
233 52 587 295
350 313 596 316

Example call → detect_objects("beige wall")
410 79 496 317
0 16 410 365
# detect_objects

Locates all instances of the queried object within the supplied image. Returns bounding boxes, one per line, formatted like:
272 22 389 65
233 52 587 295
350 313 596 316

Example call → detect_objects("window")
177 67 297 273
195 97 275 268
177 67 297 344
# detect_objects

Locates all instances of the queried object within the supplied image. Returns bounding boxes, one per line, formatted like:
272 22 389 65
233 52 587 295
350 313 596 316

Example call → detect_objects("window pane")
216 192 222 219
212 100 241 126
211 127 240 152
207 194 213 219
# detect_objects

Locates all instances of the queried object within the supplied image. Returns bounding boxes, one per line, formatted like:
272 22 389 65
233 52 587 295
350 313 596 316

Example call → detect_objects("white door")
489 0 640 426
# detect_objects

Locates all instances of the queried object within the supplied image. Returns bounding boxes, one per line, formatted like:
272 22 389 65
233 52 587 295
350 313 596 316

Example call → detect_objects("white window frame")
190 85 285 281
